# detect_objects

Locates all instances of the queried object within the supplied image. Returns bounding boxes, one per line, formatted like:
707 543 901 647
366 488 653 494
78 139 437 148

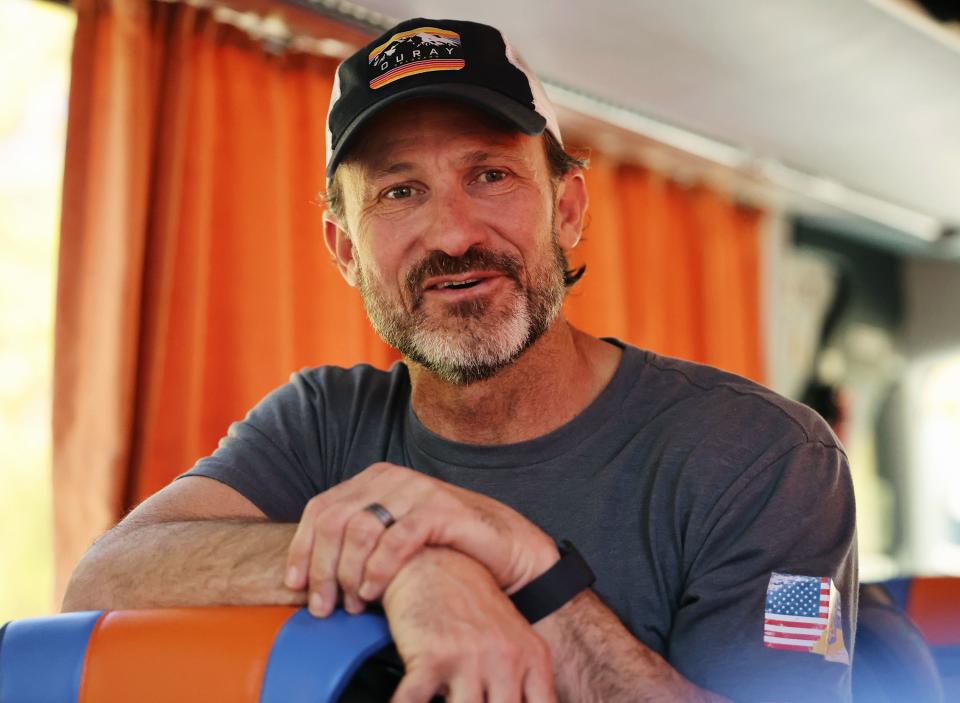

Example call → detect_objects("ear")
323 211 359 287
554 170 588 251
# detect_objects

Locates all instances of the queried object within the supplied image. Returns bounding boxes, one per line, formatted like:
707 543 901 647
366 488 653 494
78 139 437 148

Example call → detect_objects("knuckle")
382 523 411 550
308 561 329 583
393 513 419 536
336 569 357 591
537 638 552 661
390 464 416 482
317 506 351 540
533 644 553 674
367 462 386 473
286 537 307 561
483 636 520 666
418 655 444 676
499 641 522 665
429 641 459 667
369 461 395 476
453 641 482 666
346 517 380 548
362 556 391 584
303 494 327 517
317 521 341 545
407 655 445 685
401 513 430 538
490 650 520 679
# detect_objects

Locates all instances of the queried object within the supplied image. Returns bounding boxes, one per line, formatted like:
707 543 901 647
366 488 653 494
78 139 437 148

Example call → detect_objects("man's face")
330 100 580 385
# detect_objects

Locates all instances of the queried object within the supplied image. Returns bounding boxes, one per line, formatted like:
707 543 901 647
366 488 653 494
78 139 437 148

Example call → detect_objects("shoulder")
626 346 842 453
285 361 412 432
623 351 856 579
609 345 848 517
293 361 409 399
236 361 410 435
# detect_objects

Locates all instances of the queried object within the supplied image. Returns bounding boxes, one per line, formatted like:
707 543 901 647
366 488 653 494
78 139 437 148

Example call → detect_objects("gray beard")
356 238 567 385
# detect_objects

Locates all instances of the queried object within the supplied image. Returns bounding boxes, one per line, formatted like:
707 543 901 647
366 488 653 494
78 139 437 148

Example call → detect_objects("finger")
447 675 484 703
285 494 335 590
306 503 356 617
521 652 557 703
477 643 524 703
364 498 528 599
339 473 427 604
353 474 453 600
285 483 366 591
337 507 392 611
309 470 418 614
485 665 522 703
285 463 408 591
359 506 439 601
391 666 444 703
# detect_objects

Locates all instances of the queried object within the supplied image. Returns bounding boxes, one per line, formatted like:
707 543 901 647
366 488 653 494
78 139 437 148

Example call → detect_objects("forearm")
62 520 305 611
535 590 730 703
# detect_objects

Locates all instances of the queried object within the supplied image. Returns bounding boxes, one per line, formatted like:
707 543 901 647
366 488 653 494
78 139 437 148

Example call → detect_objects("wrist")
383 546 483 609
505 532 562 594
533 587 589 636
509 540 595 624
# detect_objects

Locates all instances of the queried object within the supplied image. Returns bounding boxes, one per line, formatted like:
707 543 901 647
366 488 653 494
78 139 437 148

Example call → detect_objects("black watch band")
509 540 596 624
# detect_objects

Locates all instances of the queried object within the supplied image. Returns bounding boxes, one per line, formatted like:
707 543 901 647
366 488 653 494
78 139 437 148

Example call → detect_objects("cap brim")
325 83 548 178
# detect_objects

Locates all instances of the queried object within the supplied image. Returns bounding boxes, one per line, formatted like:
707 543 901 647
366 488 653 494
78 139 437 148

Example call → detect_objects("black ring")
364 502 396 528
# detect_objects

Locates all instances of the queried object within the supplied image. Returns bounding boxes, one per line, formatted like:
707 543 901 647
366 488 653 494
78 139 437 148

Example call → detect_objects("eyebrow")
366 145 530 181
457 149 527 167
371 162 416 180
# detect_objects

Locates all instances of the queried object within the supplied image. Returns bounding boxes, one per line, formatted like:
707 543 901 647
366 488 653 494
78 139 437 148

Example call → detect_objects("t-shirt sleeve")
179 371 328 522
669 440 858 702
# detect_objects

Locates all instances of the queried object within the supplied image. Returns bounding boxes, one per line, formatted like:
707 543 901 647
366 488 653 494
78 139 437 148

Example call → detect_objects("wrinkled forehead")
336 97 534 175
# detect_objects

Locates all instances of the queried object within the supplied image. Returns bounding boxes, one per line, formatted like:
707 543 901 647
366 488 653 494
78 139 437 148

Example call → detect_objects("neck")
407 319 622 445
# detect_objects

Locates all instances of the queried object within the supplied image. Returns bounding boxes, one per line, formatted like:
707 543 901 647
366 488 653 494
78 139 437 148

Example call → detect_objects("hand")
283 462 558 617
383 547 556 703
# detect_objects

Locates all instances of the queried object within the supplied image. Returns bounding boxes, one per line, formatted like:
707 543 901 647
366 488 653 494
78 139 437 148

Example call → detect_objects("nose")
420 184 488 258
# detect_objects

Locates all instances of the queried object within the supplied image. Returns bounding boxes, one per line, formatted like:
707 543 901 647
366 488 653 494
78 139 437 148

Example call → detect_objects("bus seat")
854 583 944 702
0 607 394 703
899 577 960 701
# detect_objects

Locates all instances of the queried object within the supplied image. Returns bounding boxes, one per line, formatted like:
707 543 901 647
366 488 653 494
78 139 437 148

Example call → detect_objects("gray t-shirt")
185 339 857 701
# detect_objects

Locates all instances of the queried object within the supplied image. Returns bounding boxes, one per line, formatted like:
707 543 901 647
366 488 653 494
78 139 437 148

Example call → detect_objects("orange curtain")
53 0 391 600
565 157 764 381
54 0 764 601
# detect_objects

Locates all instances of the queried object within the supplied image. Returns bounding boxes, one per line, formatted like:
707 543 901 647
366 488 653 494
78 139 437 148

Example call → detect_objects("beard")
355 236 567 385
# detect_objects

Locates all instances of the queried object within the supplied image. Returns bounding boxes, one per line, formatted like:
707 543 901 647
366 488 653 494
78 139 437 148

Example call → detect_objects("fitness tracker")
509 540 596 624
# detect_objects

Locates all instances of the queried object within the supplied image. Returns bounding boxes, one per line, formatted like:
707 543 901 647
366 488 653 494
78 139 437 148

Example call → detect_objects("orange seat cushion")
79 606 296 703
906 577 960 647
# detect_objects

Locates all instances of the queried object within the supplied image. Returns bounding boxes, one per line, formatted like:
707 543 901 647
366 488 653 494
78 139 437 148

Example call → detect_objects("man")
63 17 857 703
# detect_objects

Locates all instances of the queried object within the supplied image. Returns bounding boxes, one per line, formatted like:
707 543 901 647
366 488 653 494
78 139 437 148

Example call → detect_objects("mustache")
406 247 523 305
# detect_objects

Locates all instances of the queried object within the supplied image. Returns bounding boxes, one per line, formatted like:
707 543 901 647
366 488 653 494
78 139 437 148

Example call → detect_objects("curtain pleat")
565 163 764 380
565 152 629 335
54 0 397 600
54 0 159 603
54 0 765 602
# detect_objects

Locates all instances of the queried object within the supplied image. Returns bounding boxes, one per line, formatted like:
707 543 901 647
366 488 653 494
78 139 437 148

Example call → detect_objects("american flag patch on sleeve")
763 572 849 664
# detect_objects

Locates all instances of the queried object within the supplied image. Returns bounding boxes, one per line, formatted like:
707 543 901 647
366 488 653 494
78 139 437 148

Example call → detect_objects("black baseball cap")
325 18 562 178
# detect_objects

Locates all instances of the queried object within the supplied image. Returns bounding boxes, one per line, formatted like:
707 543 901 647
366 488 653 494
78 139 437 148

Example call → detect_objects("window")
0 0 74 620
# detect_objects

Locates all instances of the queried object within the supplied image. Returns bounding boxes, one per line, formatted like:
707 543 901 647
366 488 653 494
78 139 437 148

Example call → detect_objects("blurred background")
1 0 959 627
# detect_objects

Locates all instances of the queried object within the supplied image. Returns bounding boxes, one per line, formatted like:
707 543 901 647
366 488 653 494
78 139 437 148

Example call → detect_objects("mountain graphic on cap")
370 31 462 65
